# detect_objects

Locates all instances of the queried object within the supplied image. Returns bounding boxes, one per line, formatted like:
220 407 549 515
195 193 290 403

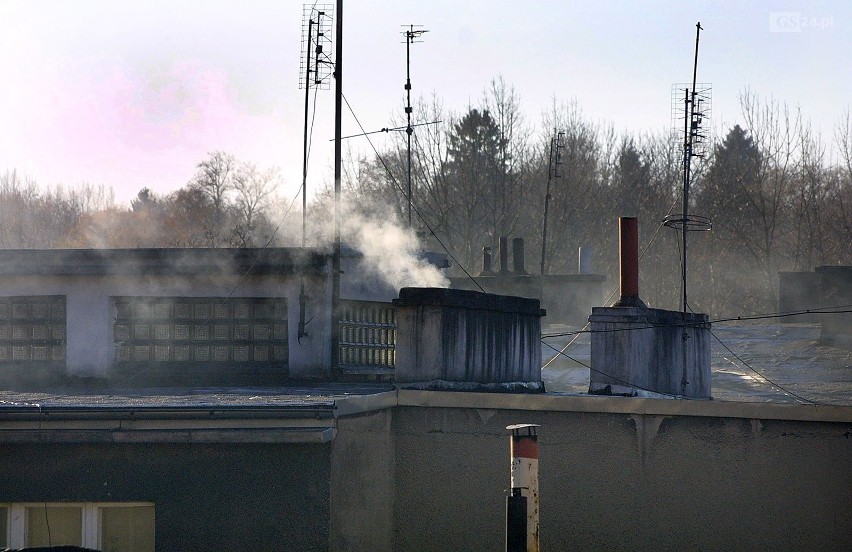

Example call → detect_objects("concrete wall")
817 266 852 348
778 271 823 323
0 272 331 382
333 393 852 551
0 442 331 551
330 410 395 552
589 307 711 398
393 288 543 387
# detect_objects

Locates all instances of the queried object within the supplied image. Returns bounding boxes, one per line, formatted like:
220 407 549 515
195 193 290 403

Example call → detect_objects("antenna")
540 131 564 276
402 24 429 227
664 22 712 396
298 4 333 340
664 22 712 314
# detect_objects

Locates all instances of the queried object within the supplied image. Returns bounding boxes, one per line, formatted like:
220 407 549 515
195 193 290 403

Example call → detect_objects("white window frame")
0 502 154 549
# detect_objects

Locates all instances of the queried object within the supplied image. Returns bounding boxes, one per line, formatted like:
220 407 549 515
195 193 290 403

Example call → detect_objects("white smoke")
343 208 449 290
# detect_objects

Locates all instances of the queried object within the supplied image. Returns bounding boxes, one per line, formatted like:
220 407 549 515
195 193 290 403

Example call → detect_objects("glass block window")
0 295 66 364
113 297 288 368
338 300 396 372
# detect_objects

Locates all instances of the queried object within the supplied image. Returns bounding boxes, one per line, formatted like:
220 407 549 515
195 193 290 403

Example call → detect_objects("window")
0 295 65 364
0 503 154 551
113 296 288 368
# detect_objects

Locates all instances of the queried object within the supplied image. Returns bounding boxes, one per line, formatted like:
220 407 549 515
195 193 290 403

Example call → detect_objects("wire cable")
541 340 681 398
340 92 485 292
709 328 818 404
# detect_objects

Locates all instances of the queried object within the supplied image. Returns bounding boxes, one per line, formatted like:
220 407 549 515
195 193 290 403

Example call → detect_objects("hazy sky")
0 0 848 206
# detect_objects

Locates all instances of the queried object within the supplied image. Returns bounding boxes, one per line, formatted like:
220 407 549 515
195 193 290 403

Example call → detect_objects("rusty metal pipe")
614 217 646 308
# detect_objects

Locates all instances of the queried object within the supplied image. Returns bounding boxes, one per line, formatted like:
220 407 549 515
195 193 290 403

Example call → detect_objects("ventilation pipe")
481 246 494 276
613 217 646 308
578 246 593 275
499 236 510 274
512 238 527 275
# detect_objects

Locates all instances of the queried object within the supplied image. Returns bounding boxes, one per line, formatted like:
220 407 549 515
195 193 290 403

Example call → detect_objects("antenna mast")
298 4 333 341
665 22 712 397
664 22 712 316
403 25 428 227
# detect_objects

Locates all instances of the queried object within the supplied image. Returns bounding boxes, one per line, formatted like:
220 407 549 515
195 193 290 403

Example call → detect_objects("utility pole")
540 131 563 277
331 0 343 377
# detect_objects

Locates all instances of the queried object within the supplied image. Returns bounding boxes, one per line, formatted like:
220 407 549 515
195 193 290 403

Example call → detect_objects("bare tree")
190 151 235 245
232 163 281 246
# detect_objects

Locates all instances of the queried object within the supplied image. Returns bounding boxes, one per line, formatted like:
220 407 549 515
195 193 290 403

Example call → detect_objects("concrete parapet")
392 287 544 390
588 306 711 399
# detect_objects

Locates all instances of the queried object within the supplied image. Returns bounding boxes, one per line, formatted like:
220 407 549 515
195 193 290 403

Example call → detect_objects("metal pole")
405 26 414 227
540 137 554 277
331 0 343 378
506 424 540 552
298 16 314 341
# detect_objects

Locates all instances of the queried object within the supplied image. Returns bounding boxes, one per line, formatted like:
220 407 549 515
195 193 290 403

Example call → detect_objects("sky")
0 0 849 207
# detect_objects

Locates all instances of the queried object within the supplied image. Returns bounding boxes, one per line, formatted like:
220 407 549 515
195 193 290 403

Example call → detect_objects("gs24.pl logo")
769 12 835 33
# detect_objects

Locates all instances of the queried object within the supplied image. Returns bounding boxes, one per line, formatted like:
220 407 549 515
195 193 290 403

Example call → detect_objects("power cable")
340 92 485 292
709 328 818 404
541 340 681 398
541 305 852 338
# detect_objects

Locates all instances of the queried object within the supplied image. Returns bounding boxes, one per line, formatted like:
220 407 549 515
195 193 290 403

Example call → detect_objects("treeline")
338 79 852 317
0 151 288 249
3 78 850 318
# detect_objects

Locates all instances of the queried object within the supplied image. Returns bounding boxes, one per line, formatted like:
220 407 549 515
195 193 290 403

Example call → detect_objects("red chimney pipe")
614 217 646 308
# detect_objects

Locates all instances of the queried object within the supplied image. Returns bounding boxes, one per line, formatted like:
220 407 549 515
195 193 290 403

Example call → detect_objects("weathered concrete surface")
589 306 711 398
330 410 395 552
388 397 852 552
393 288 543 387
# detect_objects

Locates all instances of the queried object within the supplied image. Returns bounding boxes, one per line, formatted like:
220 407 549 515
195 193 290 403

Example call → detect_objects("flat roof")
0 248 329 277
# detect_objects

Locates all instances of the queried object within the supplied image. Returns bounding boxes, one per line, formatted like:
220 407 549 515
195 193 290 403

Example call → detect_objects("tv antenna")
540 130 564 276
298 3 333 340
334 25 438 229
664 22 712 397
664 22 712 317
402 25 429 227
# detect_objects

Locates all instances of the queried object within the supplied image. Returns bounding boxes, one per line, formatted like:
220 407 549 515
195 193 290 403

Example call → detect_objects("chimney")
393 288 544 391
512 237 527 275
578 246 593 274
499 237 510 274
480 246 494 276
587 216 711 398
612 217 646 308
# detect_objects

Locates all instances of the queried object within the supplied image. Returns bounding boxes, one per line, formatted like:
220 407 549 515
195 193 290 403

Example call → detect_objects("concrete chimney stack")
588 216 711 399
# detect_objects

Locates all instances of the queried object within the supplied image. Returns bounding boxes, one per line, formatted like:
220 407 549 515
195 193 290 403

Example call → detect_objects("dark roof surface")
0 248 329 277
